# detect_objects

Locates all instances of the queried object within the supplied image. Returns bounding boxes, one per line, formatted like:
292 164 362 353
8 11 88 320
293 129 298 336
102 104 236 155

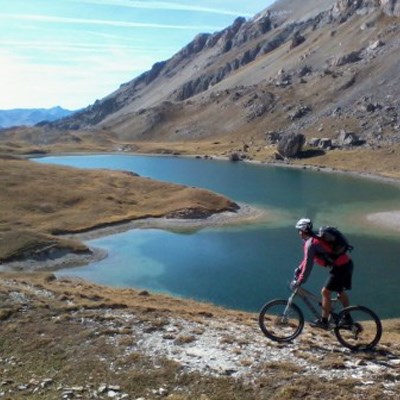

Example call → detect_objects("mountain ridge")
0 106 74 128
39 0 399 159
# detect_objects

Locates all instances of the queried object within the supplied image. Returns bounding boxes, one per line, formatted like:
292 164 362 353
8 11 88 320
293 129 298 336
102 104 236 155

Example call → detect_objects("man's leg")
338 290 353 325
338 290 350 308
321 287 331 320
310 287 331 328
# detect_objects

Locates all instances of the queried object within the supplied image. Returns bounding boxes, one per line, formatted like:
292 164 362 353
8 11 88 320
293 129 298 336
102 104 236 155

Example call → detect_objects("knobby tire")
334 305 382 351
259 299 304 342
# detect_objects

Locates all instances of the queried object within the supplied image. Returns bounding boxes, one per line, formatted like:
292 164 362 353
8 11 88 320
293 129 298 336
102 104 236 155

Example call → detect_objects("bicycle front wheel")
259 299 304 342
334 305 382 351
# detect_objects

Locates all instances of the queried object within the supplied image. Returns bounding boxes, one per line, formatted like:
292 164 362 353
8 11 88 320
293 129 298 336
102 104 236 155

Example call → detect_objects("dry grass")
292 143 400 180
0 155 236 262
0 273 398 400
11 136 400 179
0 273 248 399
0 229 88 264
129 139 400 180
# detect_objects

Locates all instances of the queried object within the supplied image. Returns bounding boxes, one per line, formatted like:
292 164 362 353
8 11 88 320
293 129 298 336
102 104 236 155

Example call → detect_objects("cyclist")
292 218 354 329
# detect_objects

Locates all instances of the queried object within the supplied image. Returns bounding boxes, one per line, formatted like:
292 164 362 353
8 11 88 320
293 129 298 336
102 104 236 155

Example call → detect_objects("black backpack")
318 226 354 258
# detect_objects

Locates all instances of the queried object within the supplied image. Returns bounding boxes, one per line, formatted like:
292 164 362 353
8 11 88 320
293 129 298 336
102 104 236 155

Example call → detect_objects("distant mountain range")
0 106 74 128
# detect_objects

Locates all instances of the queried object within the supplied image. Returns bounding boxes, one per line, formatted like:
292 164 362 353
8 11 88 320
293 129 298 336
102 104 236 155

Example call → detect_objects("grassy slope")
0 273 399 400
0 156 237 262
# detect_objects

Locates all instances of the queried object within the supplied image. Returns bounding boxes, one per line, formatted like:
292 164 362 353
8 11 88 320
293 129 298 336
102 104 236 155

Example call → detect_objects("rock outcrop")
277 133 305 158
377 0 400 15
332 0 400 17
34 0 400 154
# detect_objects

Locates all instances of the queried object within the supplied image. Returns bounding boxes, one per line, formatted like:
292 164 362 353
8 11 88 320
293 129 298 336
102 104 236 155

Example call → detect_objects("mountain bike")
258 286 382 351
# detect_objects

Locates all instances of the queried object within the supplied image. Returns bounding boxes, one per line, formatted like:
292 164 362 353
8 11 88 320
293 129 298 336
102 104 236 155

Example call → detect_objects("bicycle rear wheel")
334 305 382 351
259 299 304 342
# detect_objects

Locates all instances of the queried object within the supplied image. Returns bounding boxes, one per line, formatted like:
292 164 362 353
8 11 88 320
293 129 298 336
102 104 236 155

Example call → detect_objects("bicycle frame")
287 286 340 323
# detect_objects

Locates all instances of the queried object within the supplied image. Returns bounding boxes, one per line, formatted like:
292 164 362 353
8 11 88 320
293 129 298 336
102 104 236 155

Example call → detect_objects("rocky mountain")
31 1 400 153
0 106 74 128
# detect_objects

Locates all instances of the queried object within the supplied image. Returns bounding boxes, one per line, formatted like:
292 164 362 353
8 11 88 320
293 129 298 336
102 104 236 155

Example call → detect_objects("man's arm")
296 238 316 285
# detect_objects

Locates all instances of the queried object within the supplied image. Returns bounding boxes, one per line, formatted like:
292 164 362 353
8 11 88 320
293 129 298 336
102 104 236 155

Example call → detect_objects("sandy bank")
366 210 400 232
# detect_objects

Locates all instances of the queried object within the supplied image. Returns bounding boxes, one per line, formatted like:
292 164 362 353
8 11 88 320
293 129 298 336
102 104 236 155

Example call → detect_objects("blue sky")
0 0 274 110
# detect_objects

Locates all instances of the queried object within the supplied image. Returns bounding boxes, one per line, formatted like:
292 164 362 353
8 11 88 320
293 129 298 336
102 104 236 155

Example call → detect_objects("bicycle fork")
282 291 297 319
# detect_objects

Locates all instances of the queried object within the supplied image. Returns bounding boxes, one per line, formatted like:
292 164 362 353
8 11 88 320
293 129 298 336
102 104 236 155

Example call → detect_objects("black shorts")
324 260 353 293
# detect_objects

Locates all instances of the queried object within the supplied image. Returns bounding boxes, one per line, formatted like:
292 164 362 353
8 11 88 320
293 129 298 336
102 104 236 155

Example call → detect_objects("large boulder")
277 133 305 158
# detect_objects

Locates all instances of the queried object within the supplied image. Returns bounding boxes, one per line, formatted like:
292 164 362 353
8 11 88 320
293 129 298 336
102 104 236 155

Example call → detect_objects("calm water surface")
36 155 400 318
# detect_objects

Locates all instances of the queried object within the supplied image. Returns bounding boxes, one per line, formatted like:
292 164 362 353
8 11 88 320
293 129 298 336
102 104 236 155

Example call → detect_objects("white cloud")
0 13 221 31
0 48 152 109
1 39 169 55
74 0 254 17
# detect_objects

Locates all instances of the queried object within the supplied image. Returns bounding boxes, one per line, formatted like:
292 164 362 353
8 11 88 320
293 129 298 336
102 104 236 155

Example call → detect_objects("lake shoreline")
178 152 400 232
37 150 400 230
35 150 400 186
70 202 269 241
16 151 400 272
0 203 269 273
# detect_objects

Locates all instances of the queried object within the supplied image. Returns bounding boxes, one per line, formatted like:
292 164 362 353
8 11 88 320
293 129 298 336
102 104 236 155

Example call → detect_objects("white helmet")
295 218 313 232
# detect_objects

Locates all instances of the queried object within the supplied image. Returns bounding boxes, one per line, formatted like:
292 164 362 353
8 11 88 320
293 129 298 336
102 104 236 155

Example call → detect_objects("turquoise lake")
35 155 400 318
